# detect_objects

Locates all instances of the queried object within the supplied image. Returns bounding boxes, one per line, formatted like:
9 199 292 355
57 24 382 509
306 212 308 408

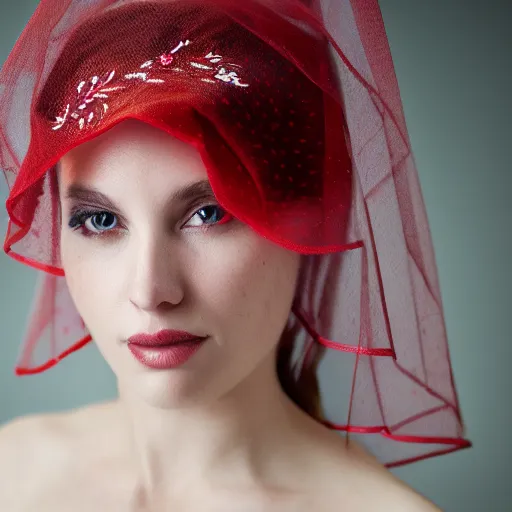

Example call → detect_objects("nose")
128 233 185 312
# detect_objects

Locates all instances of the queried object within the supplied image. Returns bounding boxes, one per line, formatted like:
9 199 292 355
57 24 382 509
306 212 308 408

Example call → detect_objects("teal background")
1 2 510 510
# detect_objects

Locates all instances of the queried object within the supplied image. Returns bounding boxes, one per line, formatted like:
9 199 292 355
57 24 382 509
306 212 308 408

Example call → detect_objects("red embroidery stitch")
159 53 174 66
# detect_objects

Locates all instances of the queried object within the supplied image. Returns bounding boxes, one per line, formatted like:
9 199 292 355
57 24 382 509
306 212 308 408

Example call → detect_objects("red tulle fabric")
0 0 470 466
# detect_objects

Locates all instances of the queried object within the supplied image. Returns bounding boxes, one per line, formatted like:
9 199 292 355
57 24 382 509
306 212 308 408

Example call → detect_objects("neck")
117 353 317 498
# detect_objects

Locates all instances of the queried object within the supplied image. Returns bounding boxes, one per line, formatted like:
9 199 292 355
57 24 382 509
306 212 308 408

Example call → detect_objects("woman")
0 0 470 509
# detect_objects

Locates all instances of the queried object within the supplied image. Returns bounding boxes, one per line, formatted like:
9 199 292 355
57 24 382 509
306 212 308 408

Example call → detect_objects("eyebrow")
65 179 215 210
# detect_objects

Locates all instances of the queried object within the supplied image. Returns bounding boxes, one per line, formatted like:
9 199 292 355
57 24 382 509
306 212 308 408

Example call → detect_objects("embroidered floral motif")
52 40 249 131
52 70 123 130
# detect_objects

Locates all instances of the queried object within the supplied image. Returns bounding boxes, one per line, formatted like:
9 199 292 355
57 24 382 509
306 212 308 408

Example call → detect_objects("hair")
37 0 327 421
277 314 325 419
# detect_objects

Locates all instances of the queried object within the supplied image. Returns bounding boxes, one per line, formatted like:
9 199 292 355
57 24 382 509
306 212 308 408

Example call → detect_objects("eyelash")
68 203 233 238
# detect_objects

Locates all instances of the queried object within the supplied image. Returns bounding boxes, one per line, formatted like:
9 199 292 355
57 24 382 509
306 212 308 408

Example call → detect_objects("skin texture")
0 120 441 511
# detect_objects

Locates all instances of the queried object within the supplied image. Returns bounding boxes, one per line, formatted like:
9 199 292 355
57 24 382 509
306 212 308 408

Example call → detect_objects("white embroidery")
171 39 190 54
205 51 223 64
215 68 249 87
52 39 249 131
190 62 212 70
53 104 70 130
125 72 148 80
52 70 122 131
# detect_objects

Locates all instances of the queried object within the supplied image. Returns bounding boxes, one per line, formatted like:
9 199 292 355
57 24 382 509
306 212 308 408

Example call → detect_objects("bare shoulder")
0 401 126 510
321 440 442 511
0 411 68 508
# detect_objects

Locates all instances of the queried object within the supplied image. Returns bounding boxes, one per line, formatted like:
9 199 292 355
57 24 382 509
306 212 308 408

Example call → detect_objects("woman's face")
59 120 300 407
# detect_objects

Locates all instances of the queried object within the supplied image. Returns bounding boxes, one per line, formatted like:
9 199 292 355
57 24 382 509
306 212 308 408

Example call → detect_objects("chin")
119 367 223 410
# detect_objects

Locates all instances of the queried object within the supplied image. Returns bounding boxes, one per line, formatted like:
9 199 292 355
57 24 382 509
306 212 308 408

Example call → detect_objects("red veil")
0 0 470 467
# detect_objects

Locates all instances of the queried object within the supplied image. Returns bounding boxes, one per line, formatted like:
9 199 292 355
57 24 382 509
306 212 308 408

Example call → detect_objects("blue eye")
87 212 117 232
184 205 231 228
69 210 118 235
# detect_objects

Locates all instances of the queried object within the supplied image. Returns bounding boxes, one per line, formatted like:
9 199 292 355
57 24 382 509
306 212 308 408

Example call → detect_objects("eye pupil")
92 212 116 230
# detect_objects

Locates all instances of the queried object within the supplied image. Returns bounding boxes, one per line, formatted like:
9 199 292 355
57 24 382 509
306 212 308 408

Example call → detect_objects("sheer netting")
0 0 470 467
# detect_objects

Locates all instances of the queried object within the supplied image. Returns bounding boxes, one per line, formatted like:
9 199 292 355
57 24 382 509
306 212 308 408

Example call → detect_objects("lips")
128 330 206 347
127 330 208 369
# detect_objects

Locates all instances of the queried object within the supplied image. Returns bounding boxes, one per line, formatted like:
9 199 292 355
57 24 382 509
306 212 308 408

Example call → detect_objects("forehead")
58 120 207 186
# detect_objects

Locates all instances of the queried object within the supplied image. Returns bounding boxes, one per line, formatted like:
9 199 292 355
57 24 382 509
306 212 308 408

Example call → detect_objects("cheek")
190 232 300 345
60 232 120 335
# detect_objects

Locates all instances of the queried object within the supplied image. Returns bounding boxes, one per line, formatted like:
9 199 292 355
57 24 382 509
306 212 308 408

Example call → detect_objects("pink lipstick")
127 330 207 370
